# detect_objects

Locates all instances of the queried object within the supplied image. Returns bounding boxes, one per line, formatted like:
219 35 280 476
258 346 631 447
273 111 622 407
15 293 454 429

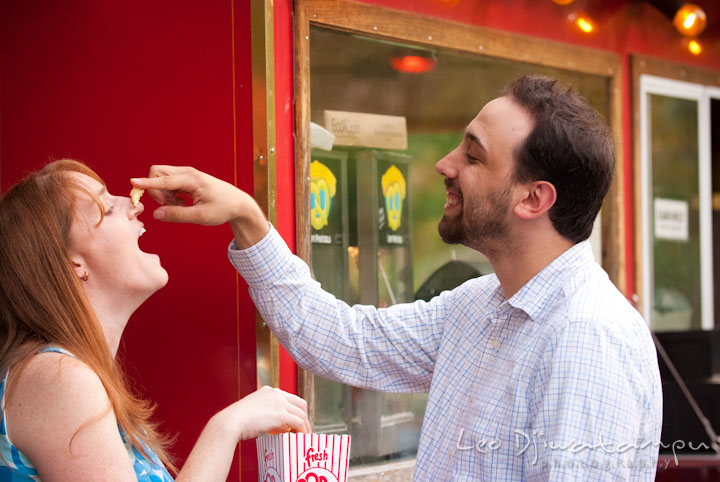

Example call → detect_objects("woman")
0 159 310 481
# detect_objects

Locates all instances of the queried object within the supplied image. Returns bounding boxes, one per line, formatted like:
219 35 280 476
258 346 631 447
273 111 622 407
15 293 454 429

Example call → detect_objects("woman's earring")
81 271 89 282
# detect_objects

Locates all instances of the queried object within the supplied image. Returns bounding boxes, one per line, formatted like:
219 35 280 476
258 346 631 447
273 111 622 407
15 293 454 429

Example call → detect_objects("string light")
688 39 702 55
577 16 594 33
553 1 711 55
673 3 707 37
568 11 596 34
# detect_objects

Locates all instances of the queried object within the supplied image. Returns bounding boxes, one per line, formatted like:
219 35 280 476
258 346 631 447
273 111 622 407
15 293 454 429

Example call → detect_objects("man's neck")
486 232 574 300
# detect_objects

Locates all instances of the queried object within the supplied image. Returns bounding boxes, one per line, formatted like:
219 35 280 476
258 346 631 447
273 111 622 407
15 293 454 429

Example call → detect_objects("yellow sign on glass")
381 165 406 232
310 160 337 231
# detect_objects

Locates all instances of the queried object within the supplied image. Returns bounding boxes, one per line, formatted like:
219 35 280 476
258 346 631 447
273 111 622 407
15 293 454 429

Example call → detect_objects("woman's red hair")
0 159 175 472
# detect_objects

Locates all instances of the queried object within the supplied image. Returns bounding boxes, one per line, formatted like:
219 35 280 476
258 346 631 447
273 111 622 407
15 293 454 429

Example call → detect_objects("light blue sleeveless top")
0 347 174 481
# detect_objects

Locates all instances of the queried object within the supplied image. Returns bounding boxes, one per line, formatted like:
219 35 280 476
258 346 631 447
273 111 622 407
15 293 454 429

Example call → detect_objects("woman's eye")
105 205 114 215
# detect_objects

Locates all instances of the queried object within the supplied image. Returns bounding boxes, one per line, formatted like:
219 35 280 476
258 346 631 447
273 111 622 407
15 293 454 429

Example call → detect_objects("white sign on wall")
654 198 688 242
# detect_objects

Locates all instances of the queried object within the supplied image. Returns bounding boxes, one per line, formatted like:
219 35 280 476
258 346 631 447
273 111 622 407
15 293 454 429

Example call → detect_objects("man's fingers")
153 205 198 224
144 188 169 205
131 165 205 194
147 165 195 178
153 204 213 225
131 173 196 192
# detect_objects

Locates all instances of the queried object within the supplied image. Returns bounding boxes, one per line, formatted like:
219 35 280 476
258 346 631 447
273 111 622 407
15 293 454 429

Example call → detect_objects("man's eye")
466 153 481 163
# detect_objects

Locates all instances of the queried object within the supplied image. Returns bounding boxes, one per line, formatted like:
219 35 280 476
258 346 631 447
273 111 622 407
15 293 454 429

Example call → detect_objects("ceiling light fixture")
390 55 437 74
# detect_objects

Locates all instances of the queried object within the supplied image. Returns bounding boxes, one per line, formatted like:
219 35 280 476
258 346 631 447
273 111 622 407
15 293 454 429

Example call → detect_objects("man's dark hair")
502 75 614 243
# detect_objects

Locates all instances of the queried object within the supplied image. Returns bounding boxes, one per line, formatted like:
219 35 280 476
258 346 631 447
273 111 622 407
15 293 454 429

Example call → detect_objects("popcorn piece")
130 187 144 207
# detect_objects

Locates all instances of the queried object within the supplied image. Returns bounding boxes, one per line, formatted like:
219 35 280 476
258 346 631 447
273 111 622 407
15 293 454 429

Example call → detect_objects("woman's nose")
128 198 144 218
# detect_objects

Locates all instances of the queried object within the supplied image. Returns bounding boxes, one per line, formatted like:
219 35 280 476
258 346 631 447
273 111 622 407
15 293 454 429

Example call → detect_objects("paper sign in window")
323 110 407 150
654 198 689 242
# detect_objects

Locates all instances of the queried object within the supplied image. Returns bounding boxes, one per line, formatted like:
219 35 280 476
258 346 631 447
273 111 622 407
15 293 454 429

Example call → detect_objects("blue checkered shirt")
229 226 662 481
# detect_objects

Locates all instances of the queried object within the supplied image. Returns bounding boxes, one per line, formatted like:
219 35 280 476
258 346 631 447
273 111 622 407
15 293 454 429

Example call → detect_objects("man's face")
435 96 534 253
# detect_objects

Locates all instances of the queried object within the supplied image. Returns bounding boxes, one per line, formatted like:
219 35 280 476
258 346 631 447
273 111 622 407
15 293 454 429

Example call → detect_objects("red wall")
0 1 257 480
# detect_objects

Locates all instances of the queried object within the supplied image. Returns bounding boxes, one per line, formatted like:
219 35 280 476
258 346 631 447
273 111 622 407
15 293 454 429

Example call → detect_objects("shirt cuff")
227 224 295 285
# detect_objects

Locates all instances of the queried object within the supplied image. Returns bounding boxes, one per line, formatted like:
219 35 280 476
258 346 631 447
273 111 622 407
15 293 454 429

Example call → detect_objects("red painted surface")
273 0 298 397
0 1 256 480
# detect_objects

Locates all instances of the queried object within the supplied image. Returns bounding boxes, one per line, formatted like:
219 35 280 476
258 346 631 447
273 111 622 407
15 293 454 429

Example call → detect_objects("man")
133 75 662 480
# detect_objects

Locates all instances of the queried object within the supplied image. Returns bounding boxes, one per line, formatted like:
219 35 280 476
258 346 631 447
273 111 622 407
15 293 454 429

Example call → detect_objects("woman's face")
67 172 168 299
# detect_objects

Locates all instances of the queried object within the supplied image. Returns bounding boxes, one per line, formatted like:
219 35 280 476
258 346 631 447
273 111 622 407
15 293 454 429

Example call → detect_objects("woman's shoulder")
11 349 104 399
6 350 114 455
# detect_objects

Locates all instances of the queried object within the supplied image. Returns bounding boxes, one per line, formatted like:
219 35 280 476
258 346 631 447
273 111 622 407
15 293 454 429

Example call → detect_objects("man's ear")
513 181 557 220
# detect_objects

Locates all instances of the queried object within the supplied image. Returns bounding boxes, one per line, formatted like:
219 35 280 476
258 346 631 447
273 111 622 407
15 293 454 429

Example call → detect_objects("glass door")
639 75 718 331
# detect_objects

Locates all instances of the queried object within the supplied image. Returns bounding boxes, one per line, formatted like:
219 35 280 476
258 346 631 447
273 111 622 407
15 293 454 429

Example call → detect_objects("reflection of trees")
651 95 701 329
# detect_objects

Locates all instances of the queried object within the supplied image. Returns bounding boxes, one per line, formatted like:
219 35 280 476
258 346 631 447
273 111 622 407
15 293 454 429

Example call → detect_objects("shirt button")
489 339 500 350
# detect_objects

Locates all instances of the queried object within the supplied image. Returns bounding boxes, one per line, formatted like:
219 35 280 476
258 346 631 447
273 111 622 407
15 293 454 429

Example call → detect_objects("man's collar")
505 240 595 321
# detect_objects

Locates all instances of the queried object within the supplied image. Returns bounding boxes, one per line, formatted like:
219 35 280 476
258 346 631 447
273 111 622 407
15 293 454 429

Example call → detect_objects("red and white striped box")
257 433 352 482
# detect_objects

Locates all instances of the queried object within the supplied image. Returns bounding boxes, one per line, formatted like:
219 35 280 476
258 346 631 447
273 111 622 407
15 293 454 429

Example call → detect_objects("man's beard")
438 183 512 252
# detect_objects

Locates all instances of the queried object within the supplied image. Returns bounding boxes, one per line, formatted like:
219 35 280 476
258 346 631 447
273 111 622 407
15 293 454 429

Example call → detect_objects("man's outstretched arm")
132 165 269 249
132 165 446 392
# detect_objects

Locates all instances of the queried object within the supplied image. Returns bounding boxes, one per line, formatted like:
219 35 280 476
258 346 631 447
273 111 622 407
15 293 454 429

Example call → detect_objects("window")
294 0 623 471
638 74 720 331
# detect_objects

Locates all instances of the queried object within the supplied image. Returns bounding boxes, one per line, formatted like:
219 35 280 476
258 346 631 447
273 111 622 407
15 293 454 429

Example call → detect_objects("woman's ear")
68 255 88 281
513 180 557 220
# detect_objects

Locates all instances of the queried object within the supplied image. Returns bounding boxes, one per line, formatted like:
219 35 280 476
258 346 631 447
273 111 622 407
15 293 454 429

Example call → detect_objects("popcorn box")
257 433 351 482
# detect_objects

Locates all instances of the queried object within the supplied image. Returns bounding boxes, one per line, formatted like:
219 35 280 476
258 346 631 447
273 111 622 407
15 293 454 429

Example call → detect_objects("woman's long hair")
0 159 175 472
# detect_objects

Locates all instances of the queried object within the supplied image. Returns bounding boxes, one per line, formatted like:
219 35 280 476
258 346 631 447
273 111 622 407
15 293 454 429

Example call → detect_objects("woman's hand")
131 165 269 248
177 386 310 481
216 386 311 441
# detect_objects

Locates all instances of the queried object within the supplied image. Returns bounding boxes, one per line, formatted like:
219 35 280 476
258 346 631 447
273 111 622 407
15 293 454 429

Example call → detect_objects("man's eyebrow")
464 131 487 153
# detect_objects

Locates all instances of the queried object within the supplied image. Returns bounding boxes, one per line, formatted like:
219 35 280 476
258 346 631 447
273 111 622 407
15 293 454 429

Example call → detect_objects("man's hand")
131 165 269 248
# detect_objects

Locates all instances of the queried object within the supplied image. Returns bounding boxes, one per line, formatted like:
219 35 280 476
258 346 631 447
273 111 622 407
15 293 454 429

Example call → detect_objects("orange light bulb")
568 11 595 34
673 3 707 37
390 55 437 74
552 0 576 5
688 39 702 55
577 16 594 33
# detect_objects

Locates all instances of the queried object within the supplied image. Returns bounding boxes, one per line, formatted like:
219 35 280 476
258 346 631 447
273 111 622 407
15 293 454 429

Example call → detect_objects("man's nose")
435 151 458 178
